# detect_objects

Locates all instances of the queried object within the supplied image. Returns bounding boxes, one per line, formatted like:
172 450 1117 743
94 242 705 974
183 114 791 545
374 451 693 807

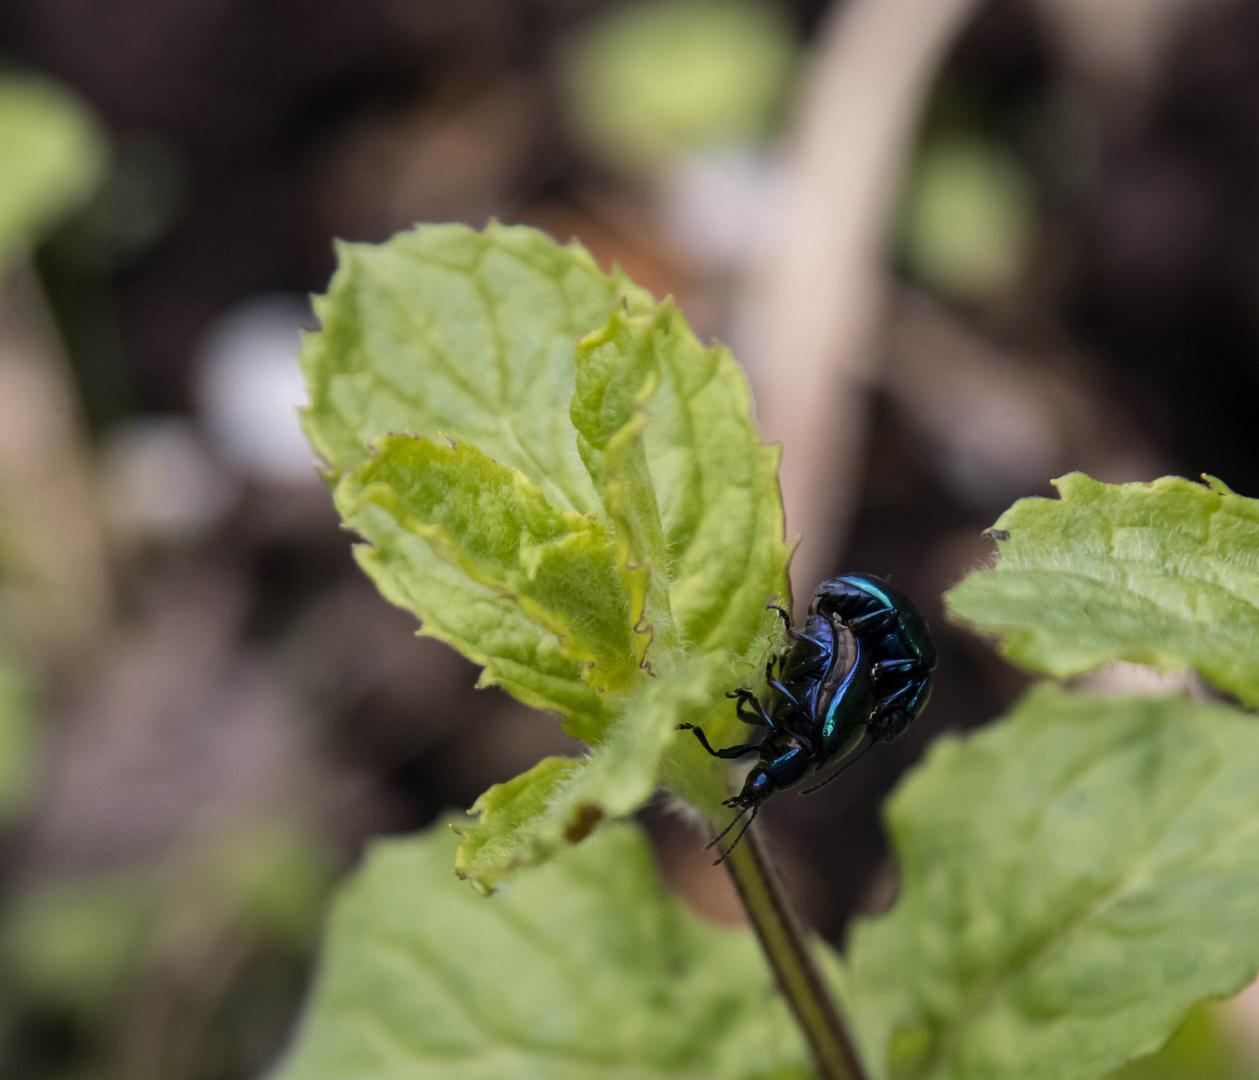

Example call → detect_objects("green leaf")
0 74 108 273
347 512 607 740
454 653 733 892
271 818 815 1080
572 306 673 654
946 473 1259 706
578 300 792 657
339 434 644 696
846 684 1259 1080
300 222 652 734
452 756 582 892
300 220 653 497
301 223 793 876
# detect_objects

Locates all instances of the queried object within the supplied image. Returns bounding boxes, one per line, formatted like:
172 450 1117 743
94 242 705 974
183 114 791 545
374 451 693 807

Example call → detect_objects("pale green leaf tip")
1202 473 1236 495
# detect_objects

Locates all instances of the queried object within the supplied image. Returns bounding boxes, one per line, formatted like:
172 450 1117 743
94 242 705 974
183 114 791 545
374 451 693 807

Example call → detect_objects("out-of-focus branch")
735 0 981 602
0 265 112 658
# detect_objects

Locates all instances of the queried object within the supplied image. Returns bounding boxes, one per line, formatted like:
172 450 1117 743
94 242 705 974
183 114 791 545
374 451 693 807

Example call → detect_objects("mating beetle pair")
680 574 936 862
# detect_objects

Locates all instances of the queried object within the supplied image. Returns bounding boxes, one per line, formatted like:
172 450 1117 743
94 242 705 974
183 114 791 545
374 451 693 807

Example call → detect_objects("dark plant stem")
722 822 869 1080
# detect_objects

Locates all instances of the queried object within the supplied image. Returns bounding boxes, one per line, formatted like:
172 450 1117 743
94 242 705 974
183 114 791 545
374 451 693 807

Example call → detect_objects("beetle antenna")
712 805 758 865
705 804 749 851
799 739 875 795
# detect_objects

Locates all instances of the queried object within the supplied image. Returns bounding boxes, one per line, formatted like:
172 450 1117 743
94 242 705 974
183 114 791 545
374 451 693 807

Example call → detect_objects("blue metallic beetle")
681 574 936 862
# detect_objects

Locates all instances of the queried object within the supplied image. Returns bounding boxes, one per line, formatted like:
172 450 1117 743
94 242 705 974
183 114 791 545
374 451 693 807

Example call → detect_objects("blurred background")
2 0 1259 1077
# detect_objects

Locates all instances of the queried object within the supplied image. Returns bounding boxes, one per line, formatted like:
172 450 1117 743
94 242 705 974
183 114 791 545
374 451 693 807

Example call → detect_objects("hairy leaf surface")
454 653 733 892
571 307 672 652
339 435 644 695
576 302 792 657
301 223 792 878
271 819 814 1080
947 473 1259 706
846 684 1259 1080
347 508 606 740
300 221 653 503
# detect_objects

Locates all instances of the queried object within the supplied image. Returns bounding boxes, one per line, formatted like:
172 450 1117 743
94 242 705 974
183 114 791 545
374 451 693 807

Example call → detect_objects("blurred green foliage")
561 0 799 175
0 649 36 824
1 876 148 1017
0 73 108 275
898 133 1033 301
0 818 336 1080
206 821 336 950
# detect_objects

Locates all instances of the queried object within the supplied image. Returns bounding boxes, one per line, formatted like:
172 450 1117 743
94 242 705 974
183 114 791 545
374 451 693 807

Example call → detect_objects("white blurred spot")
1073 661 1206 698
99 417 237 542
662 149 786 269
194 295 316 483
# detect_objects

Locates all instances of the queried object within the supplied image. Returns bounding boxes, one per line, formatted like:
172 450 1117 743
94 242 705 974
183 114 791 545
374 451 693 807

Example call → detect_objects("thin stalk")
722 822 868 1080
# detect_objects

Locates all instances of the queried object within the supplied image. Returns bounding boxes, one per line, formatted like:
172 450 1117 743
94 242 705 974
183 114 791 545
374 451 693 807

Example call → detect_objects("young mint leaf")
300 221 653 505
845 684 1259 1080
453 653 734 892
452 756 581 893
572 307 674 654
578 300 792 657
338 434 645 695
301 222 794 875
271 818 815 1080
947 473 1259 706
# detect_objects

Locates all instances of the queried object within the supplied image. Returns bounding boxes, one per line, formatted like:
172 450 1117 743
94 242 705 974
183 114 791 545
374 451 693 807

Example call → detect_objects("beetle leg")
786 622 829 650
726 688 774 728
678 723 763 759
766 677 800 706
873 680 915 710
847 607 896 635
872 657 922 682
767 604 792 633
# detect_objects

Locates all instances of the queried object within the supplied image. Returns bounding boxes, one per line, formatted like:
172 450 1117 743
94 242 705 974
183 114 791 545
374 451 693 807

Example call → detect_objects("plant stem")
722 822 868 1080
